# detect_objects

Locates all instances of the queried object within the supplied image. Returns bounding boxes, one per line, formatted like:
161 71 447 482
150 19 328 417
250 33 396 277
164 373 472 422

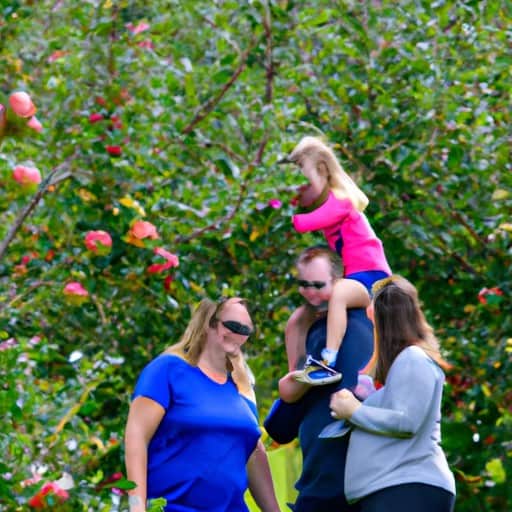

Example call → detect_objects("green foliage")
1 0 511 510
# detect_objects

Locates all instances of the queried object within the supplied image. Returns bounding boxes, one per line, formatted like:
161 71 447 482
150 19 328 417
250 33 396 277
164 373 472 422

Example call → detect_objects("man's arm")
279 305 316 402
278 371 311 403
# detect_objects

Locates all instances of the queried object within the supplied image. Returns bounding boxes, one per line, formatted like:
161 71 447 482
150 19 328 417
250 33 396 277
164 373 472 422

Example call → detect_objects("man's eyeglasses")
222 320 253 337
297 279 327 290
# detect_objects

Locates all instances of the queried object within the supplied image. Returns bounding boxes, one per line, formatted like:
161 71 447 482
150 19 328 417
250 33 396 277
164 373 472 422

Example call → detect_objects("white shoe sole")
294 371 342 386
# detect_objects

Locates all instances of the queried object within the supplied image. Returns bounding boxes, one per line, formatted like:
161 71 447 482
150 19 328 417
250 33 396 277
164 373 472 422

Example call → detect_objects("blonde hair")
164 297 250 372
288 136 369 212
164 298 217 364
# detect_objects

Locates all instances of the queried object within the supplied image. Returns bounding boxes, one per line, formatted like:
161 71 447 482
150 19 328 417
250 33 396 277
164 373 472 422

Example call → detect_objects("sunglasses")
221 320 253 337
297 279 327 289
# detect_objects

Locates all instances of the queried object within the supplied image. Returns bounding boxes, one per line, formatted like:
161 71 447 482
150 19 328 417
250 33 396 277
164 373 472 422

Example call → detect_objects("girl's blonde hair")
288 136 369 212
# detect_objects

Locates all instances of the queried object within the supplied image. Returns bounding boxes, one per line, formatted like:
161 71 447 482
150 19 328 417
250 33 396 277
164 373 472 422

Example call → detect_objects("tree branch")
174 199 242 244
250 2 273 167
263 3 274 104
450 210 489 247
433 196 501 255
182 38 257 135
91 294 108 325
409 128 438 172
0 158 74 262
252 135 269 166
432 233 481 276
336 143 372 176
176 23 270 242
374 139 408 166
196 139 247 163
0 280 55 312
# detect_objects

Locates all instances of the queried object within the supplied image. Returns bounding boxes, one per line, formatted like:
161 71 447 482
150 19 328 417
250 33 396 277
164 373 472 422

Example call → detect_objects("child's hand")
353 374 376 400
330 389 361 419
297 184 318 207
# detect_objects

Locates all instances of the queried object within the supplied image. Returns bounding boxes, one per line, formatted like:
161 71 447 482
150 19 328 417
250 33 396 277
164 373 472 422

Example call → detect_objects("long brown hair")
371 276 451 383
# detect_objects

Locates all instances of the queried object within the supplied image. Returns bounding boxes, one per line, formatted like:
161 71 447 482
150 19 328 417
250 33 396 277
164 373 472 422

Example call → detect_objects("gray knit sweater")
345 345 456 502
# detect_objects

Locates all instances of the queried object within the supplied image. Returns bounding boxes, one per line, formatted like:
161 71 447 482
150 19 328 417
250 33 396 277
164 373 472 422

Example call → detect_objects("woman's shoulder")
403 344 426 355
133 354 191 402
396 345 443 372
144 353 190 374
398 344 428 360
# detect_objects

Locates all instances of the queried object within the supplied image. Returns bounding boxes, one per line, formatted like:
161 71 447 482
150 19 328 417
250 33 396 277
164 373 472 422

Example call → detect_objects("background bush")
1 0 510 510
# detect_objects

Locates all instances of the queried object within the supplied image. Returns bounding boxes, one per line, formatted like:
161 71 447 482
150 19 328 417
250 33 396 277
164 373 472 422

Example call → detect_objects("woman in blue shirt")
124 297 281 512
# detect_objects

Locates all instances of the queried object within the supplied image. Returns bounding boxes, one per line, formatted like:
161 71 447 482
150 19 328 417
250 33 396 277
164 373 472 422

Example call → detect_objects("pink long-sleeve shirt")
293 191 391 277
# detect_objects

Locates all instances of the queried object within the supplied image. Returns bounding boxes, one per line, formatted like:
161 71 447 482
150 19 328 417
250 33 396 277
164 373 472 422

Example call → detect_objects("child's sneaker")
294 356 342 386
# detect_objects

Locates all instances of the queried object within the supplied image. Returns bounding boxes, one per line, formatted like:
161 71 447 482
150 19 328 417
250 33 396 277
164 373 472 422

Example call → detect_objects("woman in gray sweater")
329 275 456 512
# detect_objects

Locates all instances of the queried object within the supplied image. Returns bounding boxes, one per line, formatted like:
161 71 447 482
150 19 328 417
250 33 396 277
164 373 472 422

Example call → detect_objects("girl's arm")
293 192 350 233
124 397 165 512
247 440 281 512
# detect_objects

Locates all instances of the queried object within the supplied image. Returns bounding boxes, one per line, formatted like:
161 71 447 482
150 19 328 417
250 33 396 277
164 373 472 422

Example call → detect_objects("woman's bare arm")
124 396 165 512
247 439 281 512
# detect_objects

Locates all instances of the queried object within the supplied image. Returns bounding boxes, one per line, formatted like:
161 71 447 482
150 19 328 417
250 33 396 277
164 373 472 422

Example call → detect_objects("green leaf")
485 458 506 484
148 497 168 511
491 189 509 201
102 478 137 490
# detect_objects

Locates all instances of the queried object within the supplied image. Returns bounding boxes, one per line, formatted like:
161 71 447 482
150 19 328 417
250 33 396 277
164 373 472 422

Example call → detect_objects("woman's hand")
330 389 362 420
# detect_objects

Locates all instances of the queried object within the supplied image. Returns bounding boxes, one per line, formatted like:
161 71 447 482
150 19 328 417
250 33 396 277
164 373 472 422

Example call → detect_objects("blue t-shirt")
132 354 261 512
